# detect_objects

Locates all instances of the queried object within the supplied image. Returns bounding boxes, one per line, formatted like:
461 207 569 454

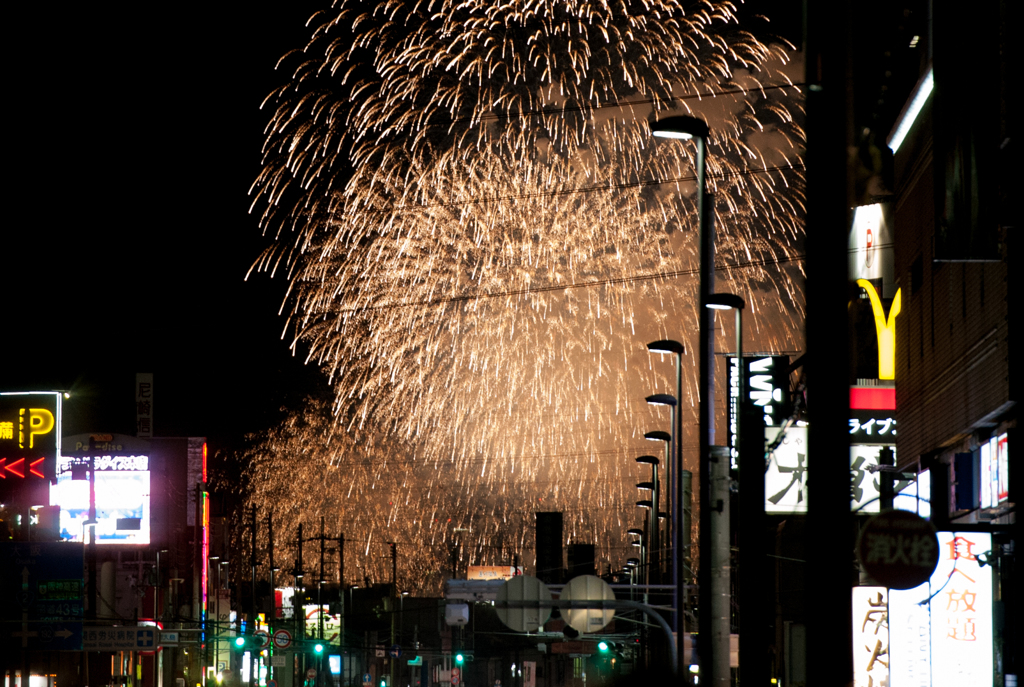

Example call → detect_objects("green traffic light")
455 653 464 664
314 643 325 654
597 641 610 653
234 637 246 648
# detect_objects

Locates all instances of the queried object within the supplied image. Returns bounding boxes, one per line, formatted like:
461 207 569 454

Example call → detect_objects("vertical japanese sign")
135 373 153 438
0 392 61 505
764 425 808 513
728 356 789 470
930 532 993 687
888 582 931 687
852 587 889 687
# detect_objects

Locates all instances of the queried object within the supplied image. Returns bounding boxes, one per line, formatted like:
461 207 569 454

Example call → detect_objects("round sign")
254 630 270 649
362 673 373 687
272 628 292 649
559 575 616 633
495 575 553 633
306 668 317 679
268 681 278 687
389 644 402 658
451 667 461 686
857 509 939 589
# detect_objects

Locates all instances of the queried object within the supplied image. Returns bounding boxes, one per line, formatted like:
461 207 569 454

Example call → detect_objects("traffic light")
313 642 325 655
597 641 610 653
455 652 474 664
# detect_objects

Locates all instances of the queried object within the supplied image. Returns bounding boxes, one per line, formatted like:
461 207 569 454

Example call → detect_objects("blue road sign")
389 644 402 658
0 542 85 651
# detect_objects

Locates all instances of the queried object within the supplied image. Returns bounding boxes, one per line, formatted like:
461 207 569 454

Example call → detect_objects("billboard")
852 587 889 687
766 427 919 515
467 565 523 581
50 453 151 545
889 532 994 687
0 391 62 505
728 355 790 470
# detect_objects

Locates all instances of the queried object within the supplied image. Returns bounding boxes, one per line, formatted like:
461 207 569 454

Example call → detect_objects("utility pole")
268 510 275 683
390 542 397 687
249 507 257 687
338 533 345 653
297 523 304 685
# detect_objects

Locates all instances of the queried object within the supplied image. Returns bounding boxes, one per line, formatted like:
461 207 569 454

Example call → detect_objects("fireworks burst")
242 0 805 593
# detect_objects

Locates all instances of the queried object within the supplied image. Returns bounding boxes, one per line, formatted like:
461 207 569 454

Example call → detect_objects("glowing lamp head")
314 643 325 654
650 115 710 140
455 653 465 664
706 293 745 311
598 641 610 652
234 637 245 648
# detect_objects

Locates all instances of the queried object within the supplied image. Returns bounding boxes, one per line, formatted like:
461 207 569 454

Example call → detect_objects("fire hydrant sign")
856 509 938 589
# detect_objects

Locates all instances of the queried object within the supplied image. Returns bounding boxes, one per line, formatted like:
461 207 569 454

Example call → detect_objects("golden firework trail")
241 0 805 594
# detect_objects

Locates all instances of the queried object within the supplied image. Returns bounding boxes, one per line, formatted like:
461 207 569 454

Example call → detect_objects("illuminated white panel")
894 469 931 518
50 469 151 545
981 441 993 509
996 433 1008 504
887 67 934 154
888 582 931 687
765 426 808 513
852 587 889 687
930 532 993 687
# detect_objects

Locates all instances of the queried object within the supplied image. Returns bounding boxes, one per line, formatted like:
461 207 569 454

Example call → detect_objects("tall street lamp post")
633 446 659 589
650 114 716 681
707 293 763 683
645 395 677 612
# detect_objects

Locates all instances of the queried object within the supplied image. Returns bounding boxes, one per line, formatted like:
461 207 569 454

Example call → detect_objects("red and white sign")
306 668 317 679
254 630 270 649
272 628 292 649
451 667 461 685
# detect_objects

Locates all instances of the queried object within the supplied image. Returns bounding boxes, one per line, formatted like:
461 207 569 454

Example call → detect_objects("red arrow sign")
0 458 46 478
3 458 25 478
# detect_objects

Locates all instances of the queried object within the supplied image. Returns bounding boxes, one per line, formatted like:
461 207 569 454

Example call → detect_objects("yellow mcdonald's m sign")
857 279 901 380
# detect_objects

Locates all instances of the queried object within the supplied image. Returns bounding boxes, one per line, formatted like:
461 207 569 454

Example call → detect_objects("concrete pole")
709 445 731 687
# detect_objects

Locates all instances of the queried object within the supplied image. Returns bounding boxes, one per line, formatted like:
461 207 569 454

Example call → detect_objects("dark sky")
3 1 923 453
5 2 329 449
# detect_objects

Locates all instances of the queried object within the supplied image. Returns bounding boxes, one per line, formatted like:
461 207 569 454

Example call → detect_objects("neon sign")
0 392 61 503
857 279 901 380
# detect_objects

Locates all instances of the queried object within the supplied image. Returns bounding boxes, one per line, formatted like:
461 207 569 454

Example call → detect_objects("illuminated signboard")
889 532 993 687
304 605 342 645
467 565 523 581
766 427 916 514
50 454 151 545
849 204 901 381
765 426 808 513
858 280 902 381
848 203 896 296
0 392 61 505
728 356 790 469
979 433 1009 509
852 587 889 687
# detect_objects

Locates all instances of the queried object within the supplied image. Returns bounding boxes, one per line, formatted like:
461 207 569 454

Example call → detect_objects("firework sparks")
242 0 805 593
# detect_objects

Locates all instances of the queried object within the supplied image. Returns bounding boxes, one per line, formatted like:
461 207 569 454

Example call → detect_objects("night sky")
3 0 924 454
5 2 328 449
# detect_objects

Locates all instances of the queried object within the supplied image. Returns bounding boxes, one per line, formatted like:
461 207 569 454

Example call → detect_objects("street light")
645 395 675 621
651 113 717 683
643 430 672 595
635 454 661 590
707 292 764 684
